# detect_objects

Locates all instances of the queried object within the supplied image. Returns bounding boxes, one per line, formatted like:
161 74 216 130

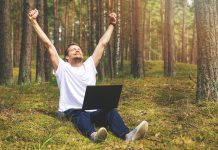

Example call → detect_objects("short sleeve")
84 56 97 75
54 58 66 79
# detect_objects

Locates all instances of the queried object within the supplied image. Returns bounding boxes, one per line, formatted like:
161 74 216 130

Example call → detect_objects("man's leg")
64 109 95 137
90 109 129 140
64 109 107 142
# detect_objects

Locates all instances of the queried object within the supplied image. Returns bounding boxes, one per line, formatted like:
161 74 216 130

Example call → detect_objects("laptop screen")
82 85 123 110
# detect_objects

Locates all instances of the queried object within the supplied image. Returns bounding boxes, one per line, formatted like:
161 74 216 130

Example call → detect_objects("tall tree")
79 0 86 54
12 0 22 67
96 0 105 80
36 0 45 82
147 2 152 60
190 20 197 64
113 0 121 76
44 0 51 81
120 0 125 71
72 0 76 42
163 0 175 77
131 0 144 78
142 0 147 65
107 0 115 79
195 0 218 102
53 0 59 53
181 0 187 63
160 0 164 60
88 0 94 56
65 0 69 49
0 0 12 85
18 0 34 84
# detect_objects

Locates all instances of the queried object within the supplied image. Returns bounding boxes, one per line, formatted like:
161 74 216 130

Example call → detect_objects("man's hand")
109 12 117 26
92 13 117 67
27 8 59 70
28 9 39 21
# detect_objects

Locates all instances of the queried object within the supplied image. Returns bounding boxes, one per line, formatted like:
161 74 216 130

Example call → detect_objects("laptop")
82 85 123 110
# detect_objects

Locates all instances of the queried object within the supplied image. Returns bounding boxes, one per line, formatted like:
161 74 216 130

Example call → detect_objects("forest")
0 0 218 149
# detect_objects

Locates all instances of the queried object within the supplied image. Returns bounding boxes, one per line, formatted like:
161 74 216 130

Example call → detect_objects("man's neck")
69 59 83 67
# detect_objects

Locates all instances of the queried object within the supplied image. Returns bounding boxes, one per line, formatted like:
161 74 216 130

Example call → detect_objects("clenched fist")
28 9 39 21
109 12 117 26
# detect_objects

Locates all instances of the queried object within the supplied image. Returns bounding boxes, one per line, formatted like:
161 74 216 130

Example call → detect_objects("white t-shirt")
55 56 97 112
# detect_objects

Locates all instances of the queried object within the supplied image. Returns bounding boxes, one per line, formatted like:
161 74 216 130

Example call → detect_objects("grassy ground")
0 61 218 149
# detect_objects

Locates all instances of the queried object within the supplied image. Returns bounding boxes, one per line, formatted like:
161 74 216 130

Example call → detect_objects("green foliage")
0 61 217 149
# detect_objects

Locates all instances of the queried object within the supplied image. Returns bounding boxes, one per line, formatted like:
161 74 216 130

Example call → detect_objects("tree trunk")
13 0 22 67
72 0 76 42
0 0 12 85
163 0 175 77
18 0 34 84
195 0 218 102
143 0 147 62
67 0 71 44
181 0 187 63
115 0 121 75
36 0 45 82
88 0 94 56
81 1 87 55
96 0 104 81
79 0 83 50
160 0 164 60
148 4 151 60
108 0 114 79
191 21 197 64
53 0 59 53
131 0 144 78
44 0 51 82
64 0 69 50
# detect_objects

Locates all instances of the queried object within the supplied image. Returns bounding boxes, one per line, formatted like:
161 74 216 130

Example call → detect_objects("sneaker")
126 120 148 141
90 127 107 143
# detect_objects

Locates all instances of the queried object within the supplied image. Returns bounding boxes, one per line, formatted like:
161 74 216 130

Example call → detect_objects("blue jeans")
64 109 129 139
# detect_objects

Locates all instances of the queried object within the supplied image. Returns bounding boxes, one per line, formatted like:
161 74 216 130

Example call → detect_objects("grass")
0 61 218 149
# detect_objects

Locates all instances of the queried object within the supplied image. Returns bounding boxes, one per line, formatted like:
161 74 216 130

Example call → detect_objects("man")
28 9 148 143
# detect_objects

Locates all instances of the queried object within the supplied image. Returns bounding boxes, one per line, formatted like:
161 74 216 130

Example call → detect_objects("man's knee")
76 111 91 123
78 111 90 117
106 108 120 120
108 108 118 115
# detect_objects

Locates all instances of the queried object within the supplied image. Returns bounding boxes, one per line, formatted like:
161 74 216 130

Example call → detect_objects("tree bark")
160 0 164 60
195 0 218 102
131 0 144 78
181 0 187 63
72 0 76 42
36 0 45 82
108 0 114 79
79 0 86 55
64 0 69 50
18 0 34 84
0 0 12 85
44 0 51 82
96 0 104 81
163 0 175 77
115 0 121 75
88 0 94 56
13 0 22 67
191 21 197 64
53 0 59 53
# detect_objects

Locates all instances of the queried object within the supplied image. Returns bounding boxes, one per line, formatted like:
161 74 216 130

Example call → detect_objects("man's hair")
64 42 80 61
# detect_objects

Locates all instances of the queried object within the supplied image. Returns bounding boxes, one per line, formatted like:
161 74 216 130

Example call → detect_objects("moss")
0 61 217 149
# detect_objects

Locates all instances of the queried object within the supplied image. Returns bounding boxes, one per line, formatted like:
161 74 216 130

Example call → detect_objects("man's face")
66 45 83 62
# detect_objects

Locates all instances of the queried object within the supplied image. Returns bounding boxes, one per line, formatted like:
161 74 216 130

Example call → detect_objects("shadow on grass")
35 108 58 120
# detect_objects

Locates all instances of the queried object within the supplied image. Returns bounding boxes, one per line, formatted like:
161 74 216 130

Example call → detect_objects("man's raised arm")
92 13 117 67
28 9 59 70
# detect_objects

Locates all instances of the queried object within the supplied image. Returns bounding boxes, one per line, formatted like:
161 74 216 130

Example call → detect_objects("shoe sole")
132 121 148 140
97 127 107 142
